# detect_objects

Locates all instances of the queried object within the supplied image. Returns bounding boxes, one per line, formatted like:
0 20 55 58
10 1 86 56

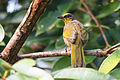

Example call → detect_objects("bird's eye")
64 15 71 18
64 15 67 18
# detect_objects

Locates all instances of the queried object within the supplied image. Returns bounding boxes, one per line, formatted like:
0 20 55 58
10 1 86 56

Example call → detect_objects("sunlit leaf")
12 58 36 74
12 58 54 80
99 49 120 74
0 24 5 42
25 67 54 80
0 41 6 46
7 73 24 80
54 68 116 80
7 67 54 80
7 72 36 80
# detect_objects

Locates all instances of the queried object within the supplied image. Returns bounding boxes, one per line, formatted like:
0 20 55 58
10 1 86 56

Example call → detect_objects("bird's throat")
63 18 72 24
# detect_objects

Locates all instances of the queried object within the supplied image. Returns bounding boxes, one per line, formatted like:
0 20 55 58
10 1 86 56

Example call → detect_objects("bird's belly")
63 37 71 46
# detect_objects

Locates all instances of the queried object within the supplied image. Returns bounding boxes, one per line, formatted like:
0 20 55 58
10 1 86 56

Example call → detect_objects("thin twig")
106 43 120 53
18 50 71 59
78 7 88 13
0 49 106 59
80 0 110 47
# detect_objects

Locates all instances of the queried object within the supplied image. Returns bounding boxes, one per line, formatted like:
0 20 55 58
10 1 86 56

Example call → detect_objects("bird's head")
57 13 76 24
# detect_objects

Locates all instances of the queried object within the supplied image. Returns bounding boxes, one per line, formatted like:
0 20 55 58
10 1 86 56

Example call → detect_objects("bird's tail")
71 44 86 68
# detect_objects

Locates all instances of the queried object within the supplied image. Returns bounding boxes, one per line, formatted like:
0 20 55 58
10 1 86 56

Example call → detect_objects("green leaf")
0 58 12 70
52 56 71 72
12 58 36 74
0 65 5 76
0 10 26 24
97 2 120 18
7 73 25 80
85 56 96 64
36 10 62 35
7 72 39 80
109 68 120 80
26 30 59 46
7 67 54 80
109 26 120 42
0 41 6 46
85 31 103 49
12 58 53 80
0 24 5 42
55 36 65 49
19 45 34 54
54 68 116 80
52 56 96 73
25 67 54 80
99 49 120 74
56 20 64 28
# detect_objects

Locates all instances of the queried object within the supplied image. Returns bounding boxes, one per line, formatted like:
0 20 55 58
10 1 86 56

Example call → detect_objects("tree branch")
1 0 50 64
18 49 105 59
18 43 120 59
80 0 110 47
16 48 116 59
0 43 119 60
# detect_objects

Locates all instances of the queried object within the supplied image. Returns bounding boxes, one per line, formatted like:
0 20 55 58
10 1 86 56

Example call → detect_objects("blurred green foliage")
0 0 120 80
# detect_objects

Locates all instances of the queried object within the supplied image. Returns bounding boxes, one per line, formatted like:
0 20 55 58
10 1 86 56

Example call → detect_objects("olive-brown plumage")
57 13 88 67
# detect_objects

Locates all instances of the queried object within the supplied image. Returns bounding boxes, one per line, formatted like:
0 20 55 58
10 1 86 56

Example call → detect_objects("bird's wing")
72 20 88 45
63 21 78 45
63 20 88 45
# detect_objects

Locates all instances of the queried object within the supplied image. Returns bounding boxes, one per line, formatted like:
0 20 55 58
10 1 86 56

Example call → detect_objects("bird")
57 13 88 68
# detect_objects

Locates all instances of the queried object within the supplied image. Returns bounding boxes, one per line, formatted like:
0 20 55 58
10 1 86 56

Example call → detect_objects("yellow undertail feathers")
57 13 88 68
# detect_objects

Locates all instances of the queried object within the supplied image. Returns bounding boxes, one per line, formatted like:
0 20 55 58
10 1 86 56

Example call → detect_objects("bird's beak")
57 16 64 19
